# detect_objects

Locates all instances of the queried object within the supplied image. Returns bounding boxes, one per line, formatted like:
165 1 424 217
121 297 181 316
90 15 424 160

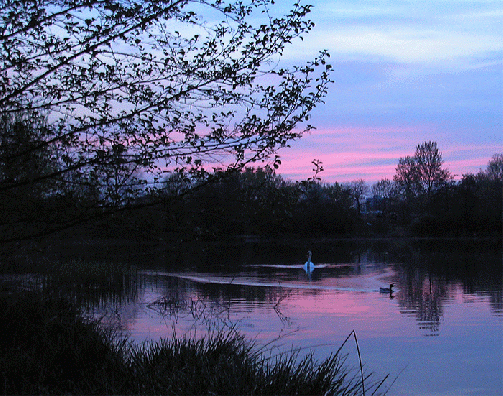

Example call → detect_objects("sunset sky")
268 0 502 183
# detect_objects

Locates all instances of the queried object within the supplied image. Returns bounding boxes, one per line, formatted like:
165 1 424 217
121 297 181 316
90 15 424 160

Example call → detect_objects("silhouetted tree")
394 141 452 204
369 178 395 232
415 141 453 200
372 178 393 211
486 154 503 181
392 148 501 237
1 0 332 242
349 179 368 216
464 154 503 234
0 115 63 242
0 114 57 195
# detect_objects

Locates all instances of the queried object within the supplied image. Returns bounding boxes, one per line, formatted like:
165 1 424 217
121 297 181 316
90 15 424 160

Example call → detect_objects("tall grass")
0 290 389 395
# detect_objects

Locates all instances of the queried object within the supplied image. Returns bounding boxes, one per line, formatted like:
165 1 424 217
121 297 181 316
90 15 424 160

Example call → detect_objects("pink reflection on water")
123 268 400 345
111 267 502 396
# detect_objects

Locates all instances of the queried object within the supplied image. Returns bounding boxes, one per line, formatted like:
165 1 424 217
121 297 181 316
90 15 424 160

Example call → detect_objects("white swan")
303 251 315 273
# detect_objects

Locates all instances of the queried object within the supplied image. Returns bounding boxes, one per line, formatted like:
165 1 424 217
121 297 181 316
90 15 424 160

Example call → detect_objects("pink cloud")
275 127 499 183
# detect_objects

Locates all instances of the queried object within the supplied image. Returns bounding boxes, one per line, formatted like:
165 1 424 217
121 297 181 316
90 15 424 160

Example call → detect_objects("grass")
0 290 389 395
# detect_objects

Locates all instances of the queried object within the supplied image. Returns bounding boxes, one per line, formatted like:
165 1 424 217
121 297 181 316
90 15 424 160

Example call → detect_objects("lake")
5 238 503 395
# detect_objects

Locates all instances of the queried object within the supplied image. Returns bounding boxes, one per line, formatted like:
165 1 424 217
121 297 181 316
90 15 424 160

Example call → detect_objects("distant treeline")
88 149 502 241
1 118 501 244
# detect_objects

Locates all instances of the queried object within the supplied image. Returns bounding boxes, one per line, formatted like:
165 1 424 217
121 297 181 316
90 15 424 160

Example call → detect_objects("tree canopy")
393 141 452 201
0 0 332 242
1 0 331 179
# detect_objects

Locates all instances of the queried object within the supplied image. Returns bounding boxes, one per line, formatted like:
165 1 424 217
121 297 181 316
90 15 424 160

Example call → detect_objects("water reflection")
389 240 503 335
5 239 500 336
118 238 502 339
2 239 501 395
397 274 448 336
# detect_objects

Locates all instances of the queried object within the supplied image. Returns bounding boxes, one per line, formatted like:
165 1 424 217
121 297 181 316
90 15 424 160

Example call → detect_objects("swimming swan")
303 251 315 273
380 283 394 293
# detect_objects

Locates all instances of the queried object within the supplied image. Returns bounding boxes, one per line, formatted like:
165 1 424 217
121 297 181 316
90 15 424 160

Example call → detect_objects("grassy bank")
0 290 386 395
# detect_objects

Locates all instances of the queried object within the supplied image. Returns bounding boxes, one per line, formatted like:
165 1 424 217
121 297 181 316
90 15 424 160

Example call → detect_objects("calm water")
7 239 503 395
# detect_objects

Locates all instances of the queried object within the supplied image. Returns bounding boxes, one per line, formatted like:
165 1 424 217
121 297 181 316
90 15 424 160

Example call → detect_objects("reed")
0 290 389 395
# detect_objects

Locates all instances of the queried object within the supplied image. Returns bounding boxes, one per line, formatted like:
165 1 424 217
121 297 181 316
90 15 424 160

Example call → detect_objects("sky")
265 0 502 183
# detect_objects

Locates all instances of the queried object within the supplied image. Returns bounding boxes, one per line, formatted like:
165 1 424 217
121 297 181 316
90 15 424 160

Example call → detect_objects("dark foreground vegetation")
0 290 383 395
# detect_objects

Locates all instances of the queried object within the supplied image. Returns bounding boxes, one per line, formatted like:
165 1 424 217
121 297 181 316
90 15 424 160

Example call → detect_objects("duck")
303 251 315 273
380 283 394 293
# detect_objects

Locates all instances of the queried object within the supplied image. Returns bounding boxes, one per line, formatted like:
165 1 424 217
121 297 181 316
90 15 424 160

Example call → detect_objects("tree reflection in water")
391 239 502 335
397 273 448 336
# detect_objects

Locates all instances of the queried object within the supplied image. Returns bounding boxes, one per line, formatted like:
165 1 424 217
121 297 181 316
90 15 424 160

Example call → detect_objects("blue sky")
267 0 502 183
